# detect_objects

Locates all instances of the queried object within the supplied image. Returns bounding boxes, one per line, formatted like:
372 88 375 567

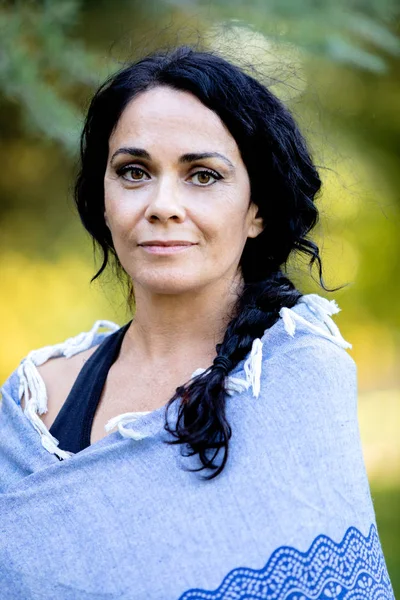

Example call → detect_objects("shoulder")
23 346 99 426
257 293 357 410
261 293 354 364
225 293 356 403
1 320 121 410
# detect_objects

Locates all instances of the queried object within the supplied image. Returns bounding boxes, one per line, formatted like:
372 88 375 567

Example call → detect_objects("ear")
247 203 264 239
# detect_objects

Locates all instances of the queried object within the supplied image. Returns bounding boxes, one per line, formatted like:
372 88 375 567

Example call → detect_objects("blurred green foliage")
168 0 400 71
1 0 399 151
0 0 399 589
0 0 111 151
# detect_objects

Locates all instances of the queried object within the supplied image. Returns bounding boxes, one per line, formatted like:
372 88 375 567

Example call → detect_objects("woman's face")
104 86 263 296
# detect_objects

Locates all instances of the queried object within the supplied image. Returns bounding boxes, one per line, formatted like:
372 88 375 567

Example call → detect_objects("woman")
0 46 394 599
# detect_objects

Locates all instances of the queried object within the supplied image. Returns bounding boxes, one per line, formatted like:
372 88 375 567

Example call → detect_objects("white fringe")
17 320 119 460
190 367 250 395
243 338 263 398
279 294 352 350
190 337 264 400
104 411 152 441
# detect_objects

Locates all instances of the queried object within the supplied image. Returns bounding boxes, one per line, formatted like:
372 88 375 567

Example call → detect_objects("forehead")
108 86 239 157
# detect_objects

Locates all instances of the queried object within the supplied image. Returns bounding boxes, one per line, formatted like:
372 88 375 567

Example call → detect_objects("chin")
132 271 206 296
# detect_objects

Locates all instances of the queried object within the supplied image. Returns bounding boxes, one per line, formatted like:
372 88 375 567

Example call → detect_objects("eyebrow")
110 147 235 170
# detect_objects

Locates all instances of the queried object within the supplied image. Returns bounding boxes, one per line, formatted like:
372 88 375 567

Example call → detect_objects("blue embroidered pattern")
180 524 394 599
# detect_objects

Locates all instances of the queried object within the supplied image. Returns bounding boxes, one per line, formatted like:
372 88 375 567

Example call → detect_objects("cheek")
214 200 249 241
202 210 249 267
104 187 139 236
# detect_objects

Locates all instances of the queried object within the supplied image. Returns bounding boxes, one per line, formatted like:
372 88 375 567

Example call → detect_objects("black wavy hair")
75 45 338 479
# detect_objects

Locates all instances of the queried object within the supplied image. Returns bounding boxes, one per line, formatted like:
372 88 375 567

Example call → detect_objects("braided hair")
74 45 338 479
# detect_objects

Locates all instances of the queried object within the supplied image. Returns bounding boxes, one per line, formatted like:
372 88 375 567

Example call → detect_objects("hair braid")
164 271 302 480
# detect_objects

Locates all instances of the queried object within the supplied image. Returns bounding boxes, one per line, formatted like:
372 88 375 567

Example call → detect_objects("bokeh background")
1 0 399 590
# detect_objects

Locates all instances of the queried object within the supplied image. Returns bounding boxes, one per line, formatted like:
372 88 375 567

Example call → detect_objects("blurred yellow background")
0 0 399 590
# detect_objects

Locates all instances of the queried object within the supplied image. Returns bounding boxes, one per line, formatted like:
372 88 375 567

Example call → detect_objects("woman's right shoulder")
1 320 120 418
21 345 99 427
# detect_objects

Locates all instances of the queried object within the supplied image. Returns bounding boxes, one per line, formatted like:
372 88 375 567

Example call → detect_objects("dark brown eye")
116 165 149 182
127 167 146 180
192 170 220 186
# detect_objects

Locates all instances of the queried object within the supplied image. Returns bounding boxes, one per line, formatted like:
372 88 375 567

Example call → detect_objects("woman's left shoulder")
258 293 357 386
234 294 356 404
247 294 358 419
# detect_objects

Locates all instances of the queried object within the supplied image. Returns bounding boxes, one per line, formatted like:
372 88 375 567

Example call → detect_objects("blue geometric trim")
179 524 395 599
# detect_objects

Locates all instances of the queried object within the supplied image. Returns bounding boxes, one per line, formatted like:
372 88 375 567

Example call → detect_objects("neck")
124 274 243 366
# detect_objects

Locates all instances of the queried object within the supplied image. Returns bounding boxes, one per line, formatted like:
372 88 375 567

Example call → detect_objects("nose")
144 176 186 224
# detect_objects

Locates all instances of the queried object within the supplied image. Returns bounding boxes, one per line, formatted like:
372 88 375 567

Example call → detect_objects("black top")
49 323 131 454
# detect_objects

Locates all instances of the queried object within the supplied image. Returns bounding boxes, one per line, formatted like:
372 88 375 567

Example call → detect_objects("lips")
139 241 195 247
138 241 196 255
